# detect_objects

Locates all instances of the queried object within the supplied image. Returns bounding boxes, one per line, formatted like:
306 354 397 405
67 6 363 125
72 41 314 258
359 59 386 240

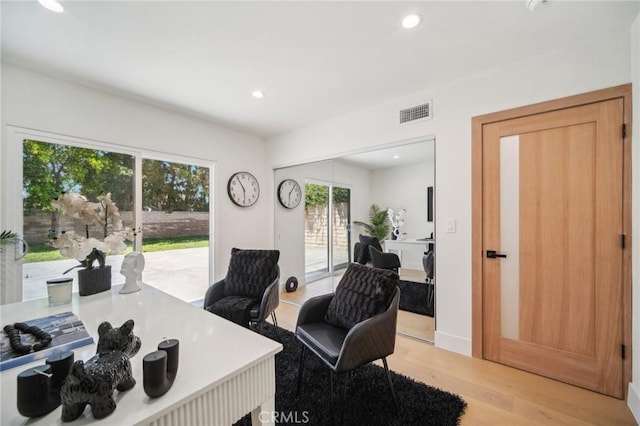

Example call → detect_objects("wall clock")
227 171 259 207
277 179 302 209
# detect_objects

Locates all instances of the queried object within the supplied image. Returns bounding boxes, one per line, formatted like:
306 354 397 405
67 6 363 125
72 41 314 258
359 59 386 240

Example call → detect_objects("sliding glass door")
141 159 210 302
331 186 351 270
304 181 351 281
22 139 135 301
19 135 213 303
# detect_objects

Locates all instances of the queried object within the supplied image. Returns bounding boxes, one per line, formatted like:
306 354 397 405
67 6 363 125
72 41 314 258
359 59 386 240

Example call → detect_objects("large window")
19 137 212 303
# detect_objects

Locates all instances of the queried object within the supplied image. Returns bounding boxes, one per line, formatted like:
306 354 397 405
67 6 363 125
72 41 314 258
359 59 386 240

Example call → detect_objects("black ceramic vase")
78 266 111 296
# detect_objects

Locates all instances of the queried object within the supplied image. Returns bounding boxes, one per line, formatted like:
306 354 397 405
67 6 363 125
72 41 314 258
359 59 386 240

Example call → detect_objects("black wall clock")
227 172 259 207
277 179 302 209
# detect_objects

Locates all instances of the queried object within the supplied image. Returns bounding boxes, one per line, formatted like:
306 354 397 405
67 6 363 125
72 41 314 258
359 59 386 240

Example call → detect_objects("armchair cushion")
296 322 348 365
205 295 256 327
324 263 398 330
224 248 280 298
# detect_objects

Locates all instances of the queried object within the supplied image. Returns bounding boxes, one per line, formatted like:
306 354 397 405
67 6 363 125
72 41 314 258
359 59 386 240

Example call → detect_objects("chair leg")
296 345 307 398
382 358 400 415
270 312 280 340
426 280 434 309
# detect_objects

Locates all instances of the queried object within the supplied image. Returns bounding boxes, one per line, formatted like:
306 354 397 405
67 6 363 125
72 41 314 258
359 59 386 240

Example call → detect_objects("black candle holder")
16 351 74 418
143 339 179 398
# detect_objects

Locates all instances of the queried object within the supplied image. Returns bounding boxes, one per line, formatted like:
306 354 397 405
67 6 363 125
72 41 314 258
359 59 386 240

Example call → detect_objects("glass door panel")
22 139 135 301
331 186 351 271
304 182 329 279
141 159 210 303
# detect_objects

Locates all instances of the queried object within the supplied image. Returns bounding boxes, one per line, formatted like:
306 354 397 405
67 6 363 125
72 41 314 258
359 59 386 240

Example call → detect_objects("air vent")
399 100 432 124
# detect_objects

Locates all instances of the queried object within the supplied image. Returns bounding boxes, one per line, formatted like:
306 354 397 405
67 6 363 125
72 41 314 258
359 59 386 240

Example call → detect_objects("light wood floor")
281 268 435 342
274 302 635 425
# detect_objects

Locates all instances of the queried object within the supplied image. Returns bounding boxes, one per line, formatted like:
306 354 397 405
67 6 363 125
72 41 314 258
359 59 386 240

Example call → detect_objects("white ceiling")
338 140 434 170
2 1 638 140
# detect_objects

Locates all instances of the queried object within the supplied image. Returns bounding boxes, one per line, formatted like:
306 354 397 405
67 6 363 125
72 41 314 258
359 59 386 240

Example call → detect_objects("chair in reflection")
353 234 383 266
422 249 435 308
295 263 400 417
203 248 280 339
369 245 401 273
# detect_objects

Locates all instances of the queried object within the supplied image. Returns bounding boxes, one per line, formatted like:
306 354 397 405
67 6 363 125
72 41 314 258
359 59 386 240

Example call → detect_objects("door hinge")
622 123 626 139
621 234 626 249
622 344 626 360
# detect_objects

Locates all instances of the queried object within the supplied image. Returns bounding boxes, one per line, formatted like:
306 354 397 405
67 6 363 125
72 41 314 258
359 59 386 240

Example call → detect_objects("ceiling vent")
399 100 432 124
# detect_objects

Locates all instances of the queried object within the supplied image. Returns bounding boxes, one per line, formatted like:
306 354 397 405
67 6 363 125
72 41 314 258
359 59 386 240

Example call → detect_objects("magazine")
0 311 94 372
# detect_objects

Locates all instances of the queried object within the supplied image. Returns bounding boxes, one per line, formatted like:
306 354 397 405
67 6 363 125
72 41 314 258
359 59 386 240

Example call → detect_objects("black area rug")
234 324 466 426
398 280 434 317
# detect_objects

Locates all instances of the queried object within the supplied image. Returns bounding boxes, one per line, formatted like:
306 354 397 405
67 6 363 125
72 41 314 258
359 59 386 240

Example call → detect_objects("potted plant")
50 193 136 296
354 204 391 242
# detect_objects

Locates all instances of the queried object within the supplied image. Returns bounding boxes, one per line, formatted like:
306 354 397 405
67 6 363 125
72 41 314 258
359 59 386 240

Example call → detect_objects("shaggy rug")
398 280 434 317
234 324 466 426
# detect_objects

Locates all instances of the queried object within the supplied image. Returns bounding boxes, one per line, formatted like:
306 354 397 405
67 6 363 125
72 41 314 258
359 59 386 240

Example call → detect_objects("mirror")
274 138 435 342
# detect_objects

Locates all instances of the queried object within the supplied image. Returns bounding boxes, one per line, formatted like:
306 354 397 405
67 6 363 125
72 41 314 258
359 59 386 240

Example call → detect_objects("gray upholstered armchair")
295 263 400 415
204 248 280 338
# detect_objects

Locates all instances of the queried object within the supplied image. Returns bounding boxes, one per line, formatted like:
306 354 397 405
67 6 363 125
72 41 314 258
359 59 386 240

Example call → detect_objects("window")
12 130 213 303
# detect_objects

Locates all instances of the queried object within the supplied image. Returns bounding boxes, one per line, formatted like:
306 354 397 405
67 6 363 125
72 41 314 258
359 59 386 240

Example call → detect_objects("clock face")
227 172 259 207
277 179 302 209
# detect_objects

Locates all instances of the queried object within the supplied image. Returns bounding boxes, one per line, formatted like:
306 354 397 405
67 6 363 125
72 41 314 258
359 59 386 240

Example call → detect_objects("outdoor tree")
142 160 209 212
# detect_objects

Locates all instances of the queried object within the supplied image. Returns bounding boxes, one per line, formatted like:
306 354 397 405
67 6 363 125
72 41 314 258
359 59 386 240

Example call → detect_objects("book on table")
1 311 94 372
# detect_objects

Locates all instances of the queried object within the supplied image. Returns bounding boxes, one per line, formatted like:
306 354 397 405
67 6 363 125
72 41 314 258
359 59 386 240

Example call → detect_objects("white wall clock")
277 178 302 209
227 171 259 207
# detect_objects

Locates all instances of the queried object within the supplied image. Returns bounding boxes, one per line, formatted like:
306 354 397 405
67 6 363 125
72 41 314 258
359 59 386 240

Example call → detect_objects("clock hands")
236 175 247 202
288 185 295 203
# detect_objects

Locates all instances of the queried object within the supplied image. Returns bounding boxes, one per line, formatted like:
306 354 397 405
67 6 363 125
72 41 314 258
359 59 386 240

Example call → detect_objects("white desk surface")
1 284 282 426
384 238 434 246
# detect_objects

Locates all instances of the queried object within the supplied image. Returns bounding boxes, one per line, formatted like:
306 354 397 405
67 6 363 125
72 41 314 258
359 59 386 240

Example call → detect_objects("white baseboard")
628 383 640 423
434 330 472 356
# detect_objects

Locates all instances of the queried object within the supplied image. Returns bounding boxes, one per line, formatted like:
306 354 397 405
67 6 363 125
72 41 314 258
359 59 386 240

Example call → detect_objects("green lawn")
24 235 209 263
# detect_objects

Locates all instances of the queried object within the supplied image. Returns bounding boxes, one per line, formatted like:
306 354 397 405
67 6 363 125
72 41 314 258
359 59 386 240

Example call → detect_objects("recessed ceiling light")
252 90 265 99
38 0 64 13
401 14 422 29
393 155 400 160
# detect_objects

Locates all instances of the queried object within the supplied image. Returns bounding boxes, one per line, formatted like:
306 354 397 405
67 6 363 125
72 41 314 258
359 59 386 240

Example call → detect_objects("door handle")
486 250 507 259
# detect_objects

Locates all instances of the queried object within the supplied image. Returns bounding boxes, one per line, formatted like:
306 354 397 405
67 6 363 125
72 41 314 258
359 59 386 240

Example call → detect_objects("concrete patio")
22 247 209 303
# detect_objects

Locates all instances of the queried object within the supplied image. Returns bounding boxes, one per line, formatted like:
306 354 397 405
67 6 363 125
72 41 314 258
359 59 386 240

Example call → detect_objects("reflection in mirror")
274 138 435 342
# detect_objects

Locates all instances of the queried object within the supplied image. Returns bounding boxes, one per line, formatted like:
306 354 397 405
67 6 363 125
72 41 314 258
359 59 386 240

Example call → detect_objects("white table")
384 239 433 270
1 284 282 426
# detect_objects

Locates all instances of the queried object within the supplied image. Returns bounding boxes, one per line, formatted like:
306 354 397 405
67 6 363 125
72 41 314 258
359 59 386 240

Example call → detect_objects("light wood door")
481 98 624 398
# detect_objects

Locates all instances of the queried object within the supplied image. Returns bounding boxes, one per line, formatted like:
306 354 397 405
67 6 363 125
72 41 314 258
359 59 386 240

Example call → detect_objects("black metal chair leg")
296 345 306 398
271 312 281 340
382 358 400 415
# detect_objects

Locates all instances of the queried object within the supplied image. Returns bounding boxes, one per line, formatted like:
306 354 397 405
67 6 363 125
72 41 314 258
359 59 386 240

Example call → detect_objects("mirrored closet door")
274 138 435 342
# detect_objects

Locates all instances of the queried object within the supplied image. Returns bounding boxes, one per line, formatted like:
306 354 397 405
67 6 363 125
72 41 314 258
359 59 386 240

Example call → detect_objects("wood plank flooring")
273 302 635 425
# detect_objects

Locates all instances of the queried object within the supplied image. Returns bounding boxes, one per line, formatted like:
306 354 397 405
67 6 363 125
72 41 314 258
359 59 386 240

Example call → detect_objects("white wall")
267 30 632 355
1 64 270 300
627 11 640 423
370 158 435 239
370 159 434 269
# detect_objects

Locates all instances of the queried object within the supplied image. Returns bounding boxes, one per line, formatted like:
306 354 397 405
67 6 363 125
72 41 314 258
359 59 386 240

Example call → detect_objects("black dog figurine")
60 320 141 421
